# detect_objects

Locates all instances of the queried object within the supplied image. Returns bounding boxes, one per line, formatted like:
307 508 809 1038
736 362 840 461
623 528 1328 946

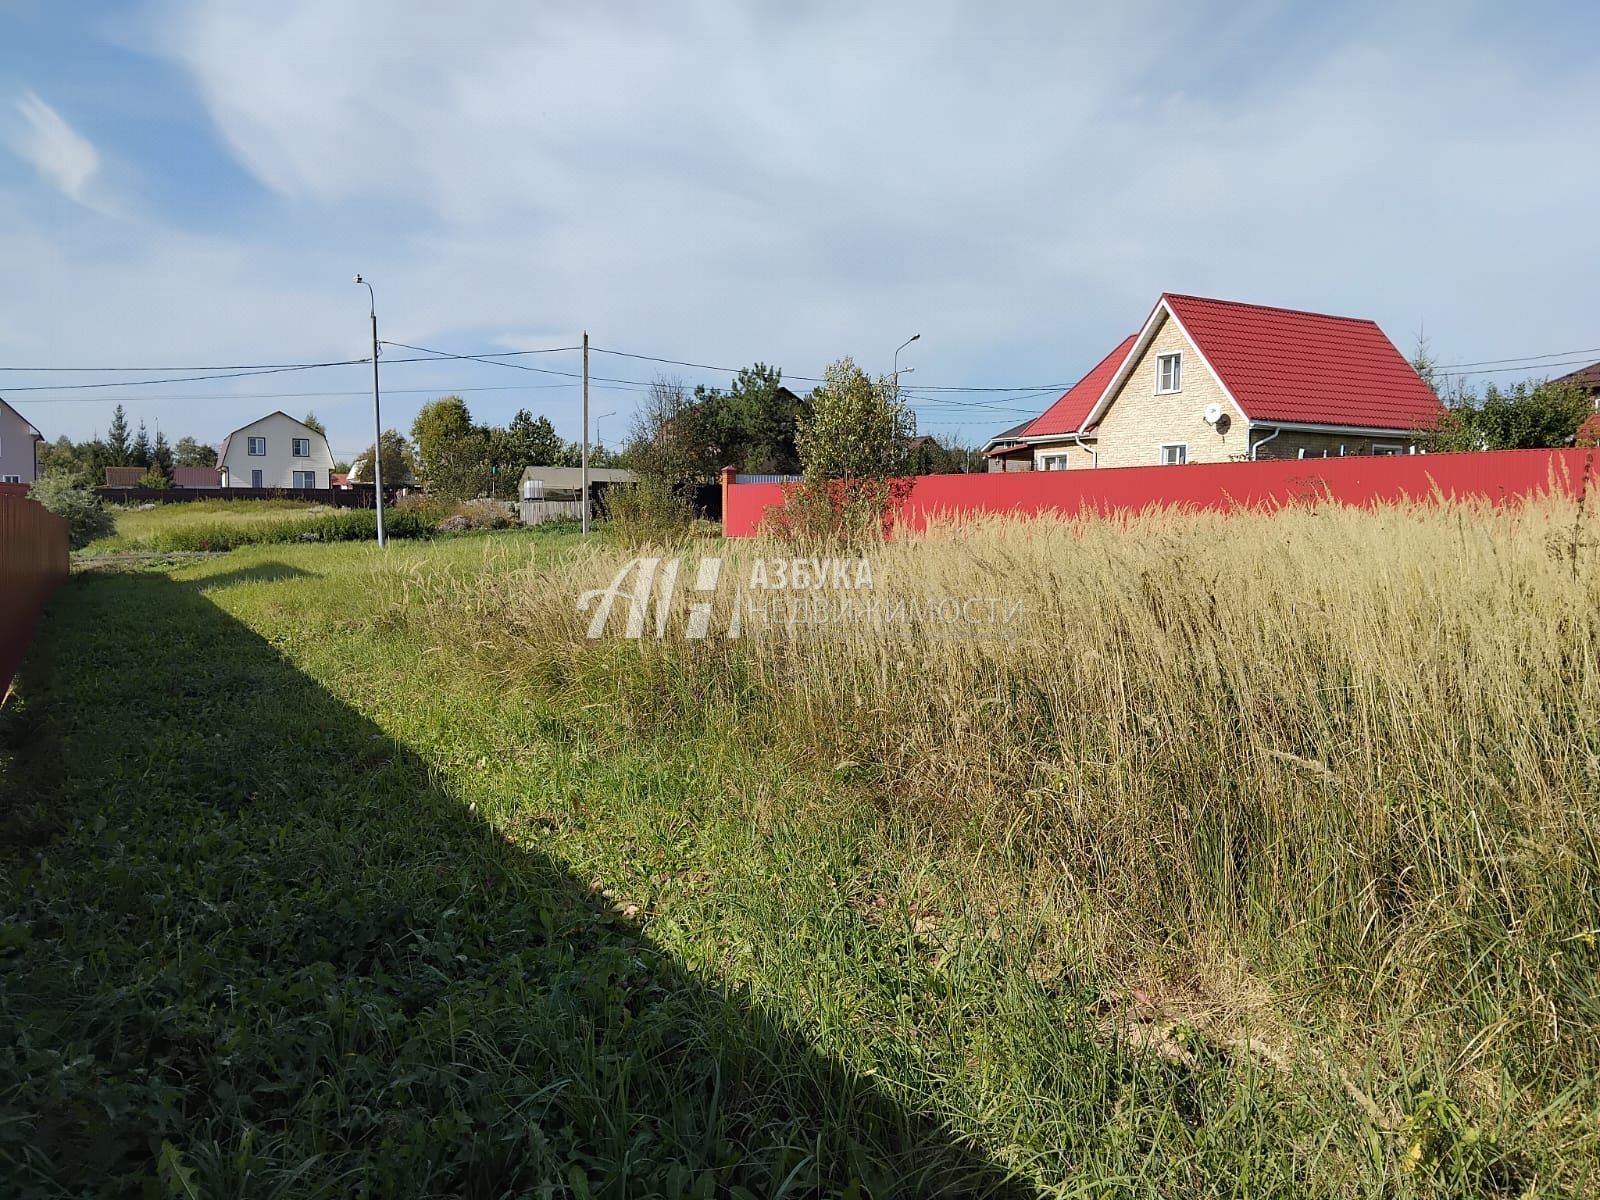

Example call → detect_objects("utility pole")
354 274 386 547
893 332 921 401
581 330 590 537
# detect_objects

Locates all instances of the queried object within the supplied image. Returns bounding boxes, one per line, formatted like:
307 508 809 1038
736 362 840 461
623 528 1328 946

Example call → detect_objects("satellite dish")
1203 403 1224 425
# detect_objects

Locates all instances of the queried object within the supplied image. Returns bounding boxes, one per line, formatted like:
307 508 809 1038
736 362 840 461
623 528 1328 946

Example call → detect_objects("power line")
0 359 374 392
5 380 654 406
1436 355 1599 378
1434 346 1600 370
588 344 1077 394
0 345 579 372
382 339 676 390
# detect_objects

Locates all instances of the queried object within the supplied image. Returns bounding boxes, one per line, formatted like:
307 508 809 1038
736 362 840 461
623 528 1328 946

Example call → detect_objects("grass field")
83 498 335 551
77 496 519 554
3 498 1597 1196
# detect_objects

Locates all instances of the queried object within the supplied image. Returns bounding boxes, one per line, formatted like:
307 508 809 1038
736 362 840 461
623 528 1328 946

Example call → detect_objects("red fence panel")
724 448 1595 536
0 493 71 690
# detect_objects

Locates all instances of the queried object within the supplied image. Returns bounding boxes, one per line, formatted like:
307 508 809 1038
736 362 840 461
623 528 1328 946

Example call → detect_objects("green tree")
411 396 482 496
152 429 174 477
301 411 327 436
36 435 92 483
28 474 115 549
1426 380 1591 452
105 405 131 465
130 421 153 469
795 357 914 482
349 430 417 486
505 409 567 467
174 437 217 468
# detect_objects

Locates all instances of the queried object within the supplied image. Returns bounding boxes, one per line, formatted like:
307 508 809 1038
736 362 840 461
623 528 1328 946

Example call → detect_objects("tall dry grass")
411 496 1599 1170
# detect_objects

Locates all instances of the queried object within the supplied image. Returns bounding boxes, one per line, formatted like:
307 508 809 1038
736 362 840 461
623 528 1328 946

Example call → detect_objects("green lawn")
83 499 336 552
2 526 1592 1196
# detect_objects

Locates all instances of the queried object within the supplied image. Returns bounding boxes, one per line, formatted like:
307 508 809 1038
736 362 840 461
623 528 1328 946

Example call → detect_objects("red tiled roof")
1162 294 1443 430
1024 335 1138 438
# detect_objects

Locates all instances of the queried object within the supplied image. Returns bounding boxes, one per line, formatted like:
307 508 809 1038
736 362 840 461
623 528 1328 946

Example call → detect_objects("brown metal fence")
1 493 70 692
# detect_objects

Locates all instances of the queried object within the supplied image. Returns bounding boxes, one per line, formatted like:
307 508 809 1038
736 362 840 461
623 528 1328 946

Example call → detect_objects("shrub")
760 477 911 547
600 479 695 544
28 473 115 549
1576 412 1600 449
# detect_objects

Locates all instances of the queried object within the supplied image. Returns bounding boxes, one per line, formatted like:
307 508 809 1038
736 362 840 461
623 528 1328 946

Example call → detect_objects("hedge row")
146 509 435 552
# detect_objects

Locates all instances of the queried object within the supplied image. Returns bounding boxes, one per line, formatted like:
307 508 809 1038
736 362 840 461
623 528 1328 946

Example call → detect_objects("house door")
251 469 263 488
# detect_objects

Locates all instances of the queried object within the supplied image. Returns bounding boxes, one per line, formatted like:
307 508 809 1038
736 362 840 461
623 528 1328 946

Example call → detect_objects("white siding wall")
219 414 335 488
0 404 39 483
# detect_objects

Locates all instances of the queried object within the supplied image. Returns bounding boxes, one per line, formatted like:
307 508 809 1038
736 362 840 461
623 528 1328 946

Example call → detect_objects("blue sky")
2 0 1597 462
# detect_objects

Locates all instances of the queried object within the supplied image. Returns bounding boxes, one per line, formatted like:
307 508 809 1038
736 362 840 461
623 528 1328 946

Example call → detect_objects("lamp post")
595 410 616 448
893 332 921 399
353 274 386 547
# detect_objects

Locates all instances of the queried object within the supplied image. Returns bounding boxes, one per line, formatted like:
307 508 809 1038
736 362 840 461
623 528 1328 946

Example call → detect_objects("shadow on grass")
0 571 1030 1198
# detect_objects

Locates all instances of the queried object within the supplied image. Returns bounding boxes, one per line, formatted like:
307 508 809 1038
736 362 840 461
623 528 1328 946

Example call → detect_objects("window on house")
1159 443 1188 466
2 475 19 484
251 469 263 488
1155 352 1182 394
292 437 311 457
293 470 317 488
1372 443 1404 456
247 436 267 456
1039 454 1070 471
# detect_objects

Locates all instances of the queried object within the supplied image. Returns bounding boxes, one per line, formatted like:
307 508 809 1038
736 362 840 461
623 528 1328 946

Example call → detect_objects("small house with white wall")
984 294 1444 470
216 412 335 489
0 398 44 484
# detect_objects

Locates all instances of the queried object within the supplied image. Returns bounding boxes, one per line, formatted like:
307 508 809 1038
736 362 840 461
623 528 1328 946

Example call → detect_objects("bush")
1576 412 1600 449
599 479 694 544
28 473 116 549
759 477 910 547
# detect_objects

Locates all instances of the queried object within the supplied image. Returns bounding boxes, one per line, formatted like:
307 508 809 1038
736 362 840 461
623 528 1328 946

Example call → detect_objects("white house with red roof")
984 294 1444 471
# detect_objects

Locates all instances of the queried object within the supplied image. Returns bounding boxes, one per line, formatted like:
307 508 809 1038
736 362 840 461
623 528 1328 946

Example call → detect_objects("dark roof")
1551 361 1600 391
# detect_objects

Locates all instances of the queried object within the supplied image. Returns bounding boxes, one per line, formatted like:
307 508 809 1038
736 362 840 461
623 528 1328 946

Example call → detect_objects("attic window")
1156 352 1182 394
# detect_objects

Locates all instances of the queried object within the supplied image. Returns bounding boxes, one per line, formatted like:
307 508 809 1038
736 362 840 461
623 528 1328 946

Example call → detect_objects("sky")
1 0 1597 462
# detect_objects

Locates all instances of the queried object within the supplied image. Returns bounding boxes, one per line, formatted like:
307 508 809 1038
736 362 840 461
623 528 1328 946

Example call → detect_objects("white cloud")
4 1 1599 454
4 90 102 205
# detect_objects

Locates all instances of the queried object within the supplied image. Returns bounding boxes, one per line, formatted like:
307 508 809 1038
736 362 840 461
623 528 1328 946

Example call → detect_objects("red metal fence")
724 448 1597 536
1 493 70 691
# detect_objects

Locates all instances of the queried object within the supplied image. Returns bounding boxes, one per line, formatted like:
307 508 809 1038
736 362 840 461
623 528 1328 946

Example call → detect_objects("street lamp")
595 410 617 448
353 274 386 547
893 332 921 397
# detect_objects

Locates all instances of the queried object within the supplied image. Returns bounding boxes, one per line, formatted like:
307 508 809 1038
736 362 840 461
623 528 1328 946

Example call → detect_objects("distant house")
517 465 637 526
330 472 351 490
104 466 145 487
0 398 44 484
173 466 222 489
984 294 1444 470
216 412 335 488
1550 362 1600 408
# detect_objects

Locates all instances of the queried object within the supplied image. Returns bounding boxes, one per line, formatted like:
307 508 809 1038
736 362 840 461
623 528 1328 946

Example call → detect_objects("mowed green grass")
2 515 1594 1196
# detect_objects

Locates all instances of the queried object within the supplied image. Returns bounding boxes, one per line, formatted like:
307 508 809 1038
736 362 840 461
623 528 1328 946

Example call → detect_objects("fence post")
720 466 737 536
